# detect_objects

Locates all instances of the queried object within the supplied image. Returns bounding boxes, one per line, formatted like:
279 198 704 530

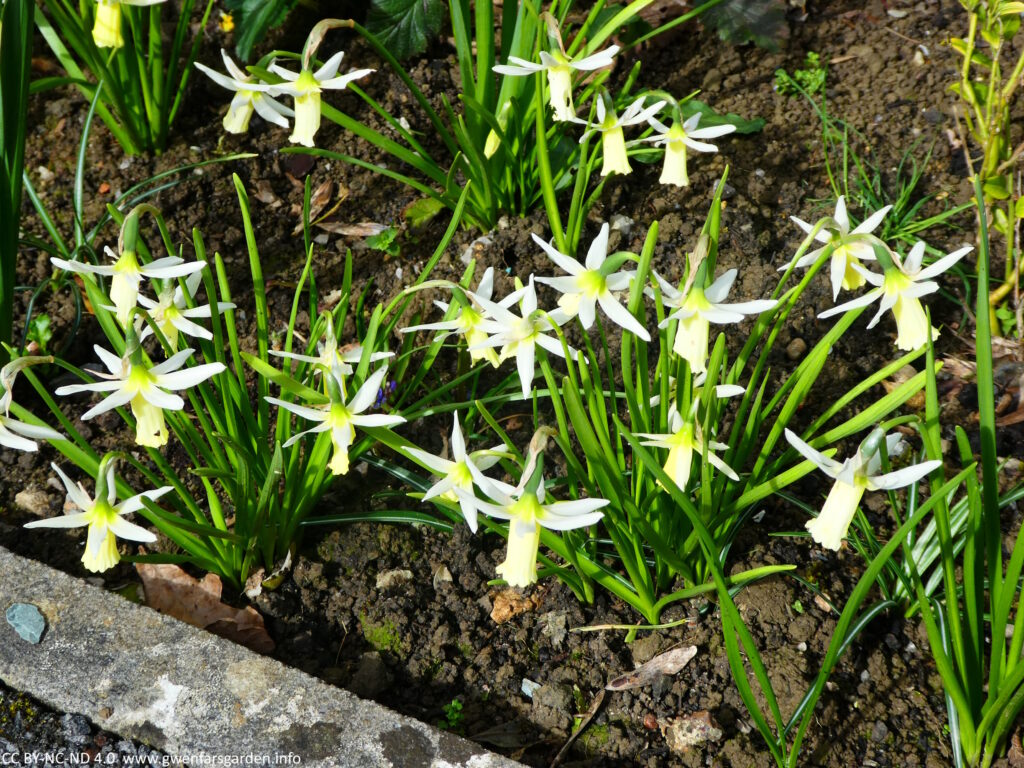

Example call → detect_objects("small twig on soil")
883 25 928 47
549 689 606 768
571 617 689 633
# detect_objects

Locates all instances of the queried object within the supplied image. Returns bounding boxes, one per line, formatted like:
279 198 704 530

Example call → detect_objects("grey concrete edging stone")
0 546 523 768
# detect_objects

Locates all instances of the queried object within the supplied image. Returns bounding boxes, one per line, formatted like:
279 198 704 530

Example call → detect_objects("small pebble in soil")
14 488 50 517
786 338 807 360
871 720 889 742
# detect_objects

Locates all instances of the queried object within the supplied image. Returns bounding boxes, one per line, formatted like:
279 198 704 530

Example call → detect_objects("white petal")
598 293 650 340
584 223 610 271
2 418 62 441
55 380 123 396
681 137 719 153
266 397 327 422
319 68 374 90
350 413 405 428
194 61 245 92
155 362 225 390
81 388 137 420
688 123 736 139
404 446 454 475
51 463 92 510
717 299 777 316
915 246 973 281
107 515 157 543
515 342 535 398
817 289 882 320
150 348 195 375
569 45 619 70
349 366 389 414
314 50 346 80
784 429 843 475
94 345 124 375
851 204 892 235
24 512 92 529
704 269 737 303
532 233 584 275
834 196 850 232
0 427 42 451
867 460 942 490
450 413 466 459
268 62 300 81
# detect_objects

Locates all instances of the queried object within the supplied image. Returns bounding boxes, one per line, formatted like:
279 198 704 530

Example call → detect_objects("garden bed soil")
4 1 1024 766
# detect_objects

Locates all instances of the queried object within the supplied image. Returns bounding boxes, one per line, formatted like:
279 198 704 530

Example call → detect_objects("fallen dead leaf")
292 180 348 235
606 645 698 691
489 588 543 624
252 180 278 205
316 221 388 237
1008 729 1024 767
136 562 274 654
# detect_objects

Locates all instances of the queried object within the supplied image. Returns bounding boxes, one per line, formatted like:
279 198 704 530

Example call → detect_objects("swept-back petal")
704 269 737 303
584 223 610 271
784 429 843 475
867 460 941 490
817 289 882 320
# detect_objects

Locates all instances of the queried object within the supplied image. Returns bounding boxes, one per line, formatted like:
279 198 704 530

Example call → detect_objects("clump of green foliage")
775 52 827 98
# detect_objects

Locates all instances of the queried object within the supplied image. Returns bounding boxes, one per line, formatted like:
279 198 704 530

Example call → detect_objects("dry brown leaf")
490 589 543 624
292 181 348 235
136 563 275 654
316 221 388 237
252 180 278 206
606 645 698 691
1008 729 1024 767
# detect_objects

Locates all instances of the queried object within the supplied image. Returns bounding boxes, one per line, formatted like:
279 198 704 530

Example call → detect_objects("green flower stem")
534 72 566 253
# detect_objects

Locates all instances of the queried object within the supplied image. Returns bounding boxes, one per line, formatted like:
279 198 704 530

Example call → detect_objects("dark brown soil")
4 0 1022 766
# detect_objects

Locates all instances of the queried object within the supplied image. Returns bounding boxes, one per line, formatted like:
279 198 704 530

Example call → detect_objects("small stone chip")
6 603 46 644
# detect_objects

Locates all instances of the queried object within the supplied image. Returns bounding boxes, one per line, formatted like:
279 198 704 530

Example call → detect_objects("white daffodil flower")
785 428 941 551
472 276 574 398
0 357 63 452
645 113 736 187
268 52 373 147
787 197 892 299
24 458 169 573
636 401 737 490
56 345 225 447
404 413 511 533
493 45 619 121
466 477 608 588
401 268 502 368
195 49 294 134
271 314 392 380
52 248 206 327
533 223 650 341
137 272 234 347
268 366 404 476
572 95 667 176
91 0 166 48
817 241 973 351
653 269 777 375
